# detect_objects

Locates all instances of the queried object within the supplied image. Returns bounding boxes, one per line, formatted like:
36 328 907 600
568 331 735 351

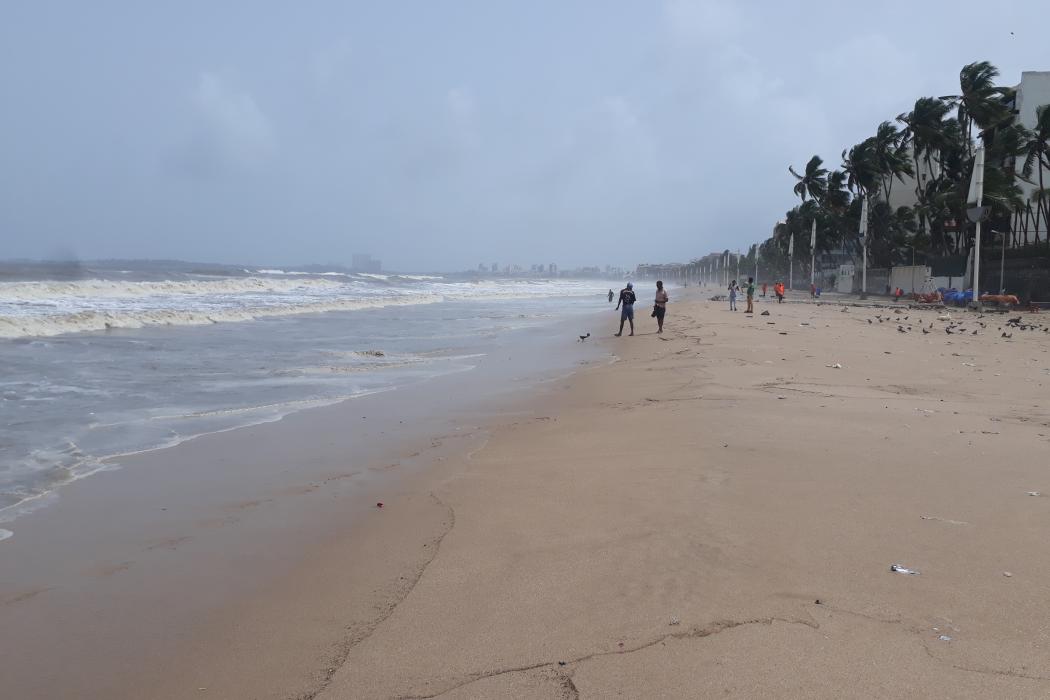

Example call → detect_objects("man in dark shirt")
615 282 637 336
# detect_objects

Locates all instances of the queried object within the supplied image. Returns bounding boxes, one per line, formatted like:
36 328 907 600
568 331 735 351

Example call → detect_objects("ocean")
0 261 619 529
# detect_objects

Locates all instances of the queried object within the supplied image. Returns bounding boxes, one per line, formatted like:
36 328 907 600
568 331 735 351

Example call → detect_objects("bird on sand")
578 333 590 342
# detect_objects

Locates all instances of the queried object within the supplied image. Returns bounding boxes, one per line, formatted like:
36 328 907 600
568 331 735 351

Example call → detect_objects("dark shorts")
621 305 634 321
654 306 666 320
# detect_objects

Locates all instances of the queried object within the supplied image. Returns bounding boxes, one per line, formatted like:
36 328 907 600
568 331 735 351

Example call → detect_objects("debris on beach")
890 563 920 575
669 616 680 626
1027 491 1041 497
939 635 953 642
826 363 842 369
779 331 788 335
920 515 967 525
359 349 385 357
376 502 384 508
1003 572 1013 578
760 310 770 316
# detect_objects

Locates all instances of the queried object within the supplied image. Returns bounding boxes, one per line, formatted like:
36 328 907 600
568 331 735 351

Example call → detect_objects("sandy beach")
4 288 1050 698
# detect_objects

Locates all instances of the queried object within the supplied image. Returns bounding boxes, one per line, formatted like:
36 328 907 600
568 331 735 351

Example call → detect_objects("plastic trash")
826 363 842 369
939 635 952 642
1003 572 1013 577
890 564 920 575
669 616 680 626
1027 491 1041 497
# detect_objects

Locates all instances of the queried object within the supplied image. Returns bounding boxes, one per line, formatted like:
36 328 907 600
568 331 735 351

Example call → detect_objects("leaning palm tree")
897 97 953 235
943 61 1013 155
841 140 878 198
788 155 828 203
870 121 913 202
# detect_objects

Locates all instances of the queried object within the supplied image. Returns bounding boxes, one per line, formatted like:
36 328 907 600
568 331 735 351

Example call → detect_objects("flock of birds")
865 308 1047 338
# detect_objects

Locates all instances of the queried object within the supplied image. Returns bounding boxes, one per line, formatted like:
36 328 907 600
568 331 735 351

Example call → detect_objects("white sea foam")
0 529 12 541
0 294 441 338
0 274 615 339
0 276 346 300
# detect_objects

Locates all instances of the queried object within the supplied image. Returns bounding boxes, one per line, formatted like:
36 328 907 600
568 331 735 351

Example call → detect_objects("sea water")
0 261 619 523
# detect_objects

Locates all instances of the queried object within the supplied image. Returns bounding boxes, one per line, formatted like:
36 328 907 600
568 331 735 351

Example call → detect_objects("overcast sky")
1 1 1045 272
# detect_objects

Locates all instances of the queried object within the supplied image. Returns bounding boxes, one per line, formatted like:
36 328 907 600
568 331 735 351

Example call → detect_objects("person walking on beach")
774 281 785 304
745 277 755 313
608 289 614 303
615 282 637 336
653 280 669 333
728 280 738 311
761 282 767 298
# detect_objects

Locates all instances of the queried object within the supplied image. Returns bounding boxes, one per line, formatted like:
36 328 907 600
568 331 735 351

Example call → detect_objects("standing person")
614 282 637 336
761 282 768 298
774 281 785 303
653 280 669 333
728 280 738 311
745 277 755 313
608 289 614 303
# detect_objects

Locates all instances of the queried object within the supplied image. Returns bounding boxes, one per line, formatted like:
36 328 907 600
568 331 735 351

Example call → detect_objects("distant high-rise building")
351 254 382 273
548 263 557 275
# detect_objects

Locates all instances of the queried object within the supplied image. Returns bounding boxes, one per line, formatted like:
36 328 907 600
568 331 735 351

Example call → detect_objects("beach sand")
4 291 1050 698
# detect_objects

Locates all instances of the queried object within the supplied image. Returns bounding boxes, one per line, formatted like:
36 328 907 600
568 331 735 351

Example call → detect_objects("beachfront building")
1010 71 1050 245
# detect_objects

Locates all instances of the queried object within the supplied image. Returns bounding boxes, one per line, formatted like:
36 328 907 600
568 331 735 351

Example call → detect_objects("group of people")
608 281 668 336
606 275 792 335
726 278 757 313
726 278 787 312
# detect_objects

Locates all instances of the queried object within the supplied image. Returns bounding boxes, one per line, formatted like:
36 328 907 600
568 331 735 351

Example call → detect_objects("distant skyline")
1 1 1046 272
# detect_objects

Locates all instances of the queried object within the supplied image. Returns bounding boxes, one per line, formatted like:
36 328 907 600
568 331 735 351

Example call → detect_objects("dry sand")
5 291 1050 698
314 292 1050 698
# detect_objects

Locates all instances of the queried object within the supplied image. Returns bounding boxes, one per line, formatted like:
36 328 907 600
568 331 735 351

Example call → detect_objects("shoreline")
0 307 609 700
5 289 1050 698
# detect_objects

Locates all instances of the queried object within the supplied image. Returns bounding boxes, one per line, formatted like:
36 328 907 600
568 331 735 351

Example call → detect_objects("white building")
1011 71 1050 243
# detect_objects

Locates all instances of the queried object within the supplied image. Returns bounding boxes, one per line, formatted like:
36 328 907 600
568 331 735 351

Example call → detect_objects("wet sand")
4 290 1050 698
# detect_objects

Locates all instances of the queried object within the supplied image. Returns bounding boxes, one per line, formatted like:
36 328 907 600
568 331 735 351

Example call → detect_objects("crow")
578 333 591 342
922 328 930 335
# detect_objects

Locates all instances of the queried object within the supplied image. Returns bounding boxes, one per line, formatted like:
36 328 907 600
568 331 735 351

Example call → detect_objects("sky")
0 1 1046 272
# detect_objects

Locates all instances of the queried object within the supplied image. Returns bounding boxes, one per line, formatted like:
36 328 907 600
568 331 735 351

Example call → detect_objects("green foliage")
761 59 1050 271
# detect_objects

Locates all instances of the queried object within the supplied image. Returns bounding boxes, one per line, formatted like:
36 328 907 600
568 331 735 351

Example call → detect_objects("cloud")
167 72 274 178
310 41 352 91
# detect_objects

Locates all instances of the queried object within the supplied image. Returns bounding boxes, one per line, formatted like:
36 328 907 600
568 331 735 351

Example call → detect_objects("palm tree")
788 155 828 203
897 97 952 237
841 141 878 197
870 121 913 202
944 61 1013 154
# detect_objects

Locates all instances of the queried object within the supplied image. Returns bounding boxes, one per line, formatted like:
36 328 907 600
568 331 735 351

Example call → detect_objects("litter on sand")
669 616 680 626
1027 491 1041 496
826 363 842 369
939 635 953 642
890 564 920 575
